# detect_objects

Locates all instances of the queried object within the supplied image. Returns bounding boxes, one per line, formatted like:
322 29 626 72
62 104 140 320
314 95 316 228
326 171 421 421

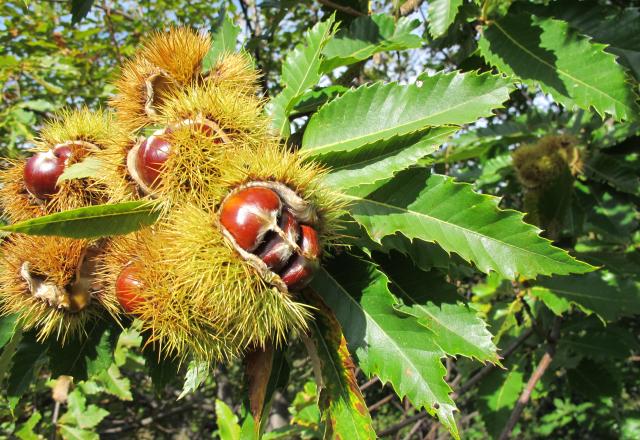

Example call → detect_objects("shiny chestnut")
220 187 282 252
23 145 74 199
115 264 144 313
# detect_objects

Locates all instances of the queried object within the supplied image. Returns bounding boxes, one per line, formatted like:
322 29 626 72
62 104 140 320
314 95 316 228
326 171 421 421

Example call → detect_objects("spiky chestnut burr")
115 264 144 313
219 183 322 292
0 236 119 343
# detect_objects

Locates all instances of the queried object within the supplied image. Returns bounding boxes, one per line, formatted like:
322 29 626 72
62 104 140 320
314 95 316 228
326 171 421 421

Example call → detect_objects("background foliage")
1 0 639 439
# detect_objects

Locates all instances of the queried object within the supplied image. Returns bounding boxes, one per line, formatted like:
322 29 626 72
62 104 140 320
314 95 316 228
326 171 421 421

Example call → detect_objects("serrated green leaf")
346 168 593 280
478 12 639 121
142 344 180 391
583 153 640 195
305 292 375 440
178 360 209 399
268 17 336 138
538 271 640 322
202 15 242 72
15 410 41 440
97 364 132 400
56 157 106 184
0 201 160 239
567 359 621 399
216 400 242 440
382 255 499 363
321 14 422 71
302 71 513 158
311 254 460 439
290 85 348 117
321 127 457 194
428 0 464 38
58 388 109 430
59 425 98 440
560 323 638 361
534 2 640 80
49 321 121 381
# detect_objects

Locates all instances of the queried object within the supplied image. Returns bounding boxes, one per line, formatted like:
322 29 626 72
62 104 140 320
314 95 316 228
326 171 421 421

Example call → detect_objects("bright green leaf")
216 400 242 440
302 71 513 157
428 0 464 38
202 15 242 72
346 169 594 279
478 12 639 120
0 201 160 239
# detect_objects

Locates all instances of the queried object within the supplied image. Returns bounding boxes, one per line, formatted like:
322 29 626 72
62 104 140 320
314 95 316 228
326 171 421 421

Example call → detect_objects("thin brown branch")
497 318 561 440
368 394 394 412
318 0 366 16
360 376 379 391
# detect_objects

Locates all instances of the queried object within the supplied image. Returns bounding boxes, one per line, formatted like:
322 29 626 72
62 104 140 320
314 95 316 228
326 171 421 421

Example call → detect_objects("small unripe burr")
280 225 320 291
220 187 282 252
115 264 144 313
23 145 75 199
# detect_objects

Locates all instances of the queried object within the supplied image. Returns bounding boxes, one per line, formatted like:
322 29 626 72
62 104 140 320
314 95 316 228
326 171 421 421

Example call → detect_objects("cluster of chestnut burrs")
0 28 342 362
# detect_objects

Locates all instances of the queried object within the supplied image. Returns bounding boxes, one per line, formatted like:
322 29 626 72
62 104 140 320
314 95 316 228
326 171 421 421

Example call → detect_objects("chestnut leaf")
346 168 595 280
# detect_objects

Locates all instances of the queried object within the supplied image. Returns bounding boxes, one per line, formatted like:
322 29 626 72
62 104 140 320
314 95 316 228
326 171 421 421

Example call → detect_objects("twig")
497 318 561 440
368 394 394 412
360 376 379 391
403 419 424 440
399 0 426 16
318 0 366 16
453 327 534 399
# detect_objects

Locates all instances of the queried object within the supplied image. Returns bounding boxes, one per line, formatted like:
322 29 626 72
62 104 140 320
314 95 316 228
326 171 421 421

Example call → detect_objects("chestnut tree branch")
497 318 562 440
317 0 366 16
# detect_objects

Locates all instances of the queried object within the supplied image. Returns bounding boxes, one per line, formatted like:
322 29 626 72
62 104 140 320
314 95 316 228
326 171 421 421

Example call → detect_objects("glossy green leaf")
7 332 48 410
58 388 109 430
477 361 525 438
0 314 18 350
0 201 160 238
302 71 512 158
97 364 133 400
216 400 242 440
70 0 94 24
478 12 639 120
311 254 460 439
321 127 457 194
347 168 594 279
383 256 499 363
268 17 336 137
321 14 421 71
57 157 106 184
428 0 464 38
305 292 376 440
15 411 41 440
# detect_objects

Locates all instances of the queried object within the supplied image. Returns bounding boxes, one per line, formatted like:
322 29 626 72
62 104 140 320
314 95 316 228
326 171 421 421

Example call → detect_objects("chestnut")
258 211 300 272
115 264 144 313
135 132 171 189
280 225 320 291
23 145 74 199
220 187 282 252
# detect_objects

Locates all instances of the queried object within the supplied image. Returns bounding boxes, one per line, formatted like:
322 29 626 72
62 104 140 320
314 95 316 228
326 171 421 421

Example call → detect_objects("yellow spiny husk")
512 134 581 189
98 212 310 363
110 27 261 131
0 108 130 222
98 141 346 362
0 235 119 343
138 27 211 85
